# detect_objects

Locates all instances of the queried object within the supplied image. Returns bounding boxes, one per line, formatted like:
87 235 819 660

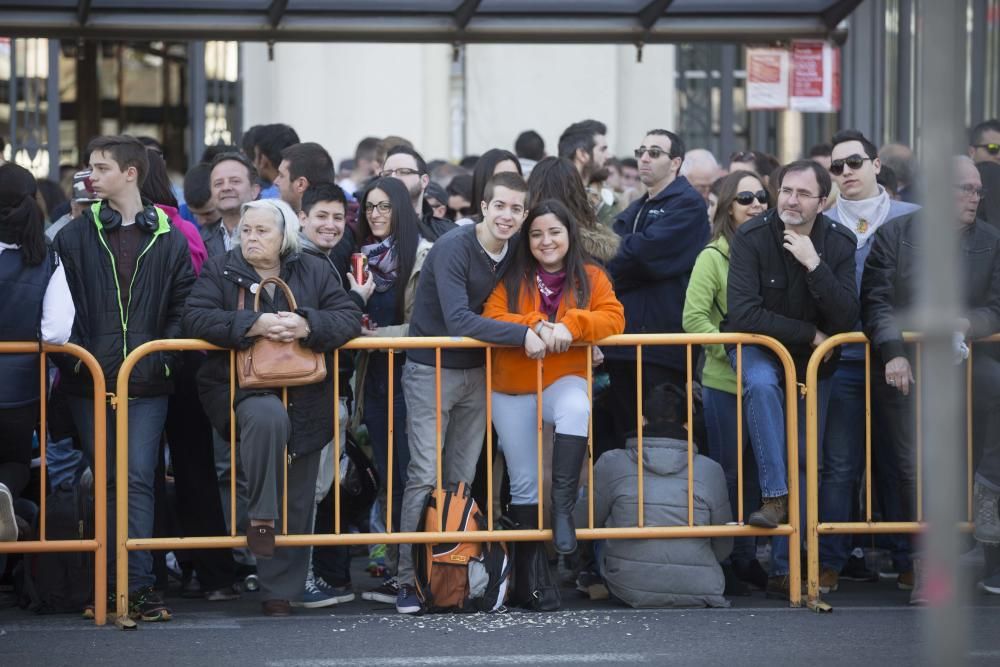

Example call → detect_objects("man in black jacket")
862 156 1000 598
54 134 195 621
727 160 858 595
381 145 456 242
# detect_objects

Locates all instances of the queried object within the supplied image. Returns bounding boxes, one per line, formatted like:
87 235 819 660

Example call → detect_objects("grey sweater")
408 224 528 368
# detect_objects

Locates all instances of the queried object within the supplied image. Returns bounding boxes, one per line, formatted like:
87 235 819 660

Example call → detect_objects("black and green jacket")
53 202 195 397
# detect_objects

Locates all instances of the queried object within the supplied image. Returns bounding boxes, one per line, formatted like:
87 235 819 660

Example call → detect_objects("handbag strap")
253 276 298 312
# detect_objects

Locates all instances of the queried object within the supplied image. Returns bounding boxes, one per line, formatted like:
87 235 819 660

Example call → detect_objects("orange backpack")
413 482 510 613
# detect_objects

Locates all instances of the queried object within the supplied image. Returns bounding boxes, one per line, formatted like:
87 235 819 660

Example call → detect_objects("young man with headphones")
53 134 195 622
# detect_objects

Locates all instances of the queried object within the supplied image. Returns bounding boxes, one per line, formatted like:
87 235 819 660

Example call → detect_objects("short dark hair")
472 148 522 211
776 160 833 199
970 119 1000 147
254 123 300 167
645 383 688 431
459 154 480 169
515 130 545 161
301 182 347 215
808 143 832 158
482 171 528 207
240 125 261 158
645 129 685 160
385 145 428 175
86 134 149 185
876 165 899 196
280 142 334 185
183 162 214 209
140 147 178 208
447 173 473 199
620 157 638 169
830 129 878 160
354 136 380 162
558 119 607 161
201 143 237 163
210 150 259 184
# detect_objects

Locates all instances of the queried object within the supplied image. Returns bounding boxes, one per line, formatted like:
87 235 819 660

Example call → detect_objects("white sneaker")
0 483 17 542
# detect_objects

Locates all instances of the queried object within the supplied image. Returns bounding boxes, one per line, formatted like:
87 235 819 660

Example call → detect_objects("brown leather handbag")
236 276 327 389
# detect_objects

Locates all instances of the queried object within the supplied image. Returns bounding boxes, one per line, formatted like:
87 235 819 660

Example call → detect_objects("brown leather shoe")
247 524 275 559
262 599 291 616
748 495 788 528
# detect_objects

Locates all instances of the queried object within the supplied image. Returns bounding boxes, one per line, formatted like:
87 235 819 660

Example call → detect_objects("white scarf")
835 185 892 248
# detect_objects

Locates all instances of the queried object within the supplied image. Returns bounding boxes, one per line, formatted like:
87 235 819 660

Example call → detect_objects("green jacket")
683 237 736 394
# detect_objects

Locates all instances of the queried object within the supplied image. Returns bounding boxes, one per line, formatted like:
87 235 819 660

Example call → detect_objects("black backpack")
14 481 95 614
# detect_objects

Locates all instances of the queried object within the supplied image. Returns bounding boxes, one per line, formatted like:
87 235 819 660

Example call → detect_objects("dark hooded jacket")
183 247 361 459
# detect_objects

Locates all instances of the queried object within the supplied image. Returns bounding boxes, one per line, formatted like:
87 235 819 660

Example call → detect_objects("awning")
0 0 862 43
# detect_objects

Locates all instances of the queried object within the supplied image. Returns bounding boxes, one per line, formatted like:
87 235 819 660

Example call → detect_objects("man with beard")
203 152 260 257
558 119 610 190
726 160 858 598
380 145 455 241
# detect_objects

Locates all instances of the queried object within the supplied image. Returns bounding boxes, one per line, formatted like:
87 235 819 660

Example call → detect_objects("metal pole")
897 0 914 144
970 0 987 128
188 41 206 167
916 1 968 664
719 44 736 162
47 39 60 181
9 38 18 160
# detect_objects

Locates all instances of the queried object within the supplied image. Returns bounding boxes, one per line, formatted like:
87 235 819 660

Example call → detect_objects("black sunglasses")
734 190 769 206
974 143 1000 155
829 154 872 175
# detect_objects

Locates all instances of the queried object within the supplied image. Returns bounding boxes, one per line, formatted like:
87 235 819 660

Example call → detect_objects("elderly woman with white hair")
183 198 361 616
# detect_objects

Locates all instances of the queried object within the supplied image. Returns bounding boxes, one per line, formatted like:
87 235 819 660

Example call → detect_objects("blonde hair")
237 199 301 256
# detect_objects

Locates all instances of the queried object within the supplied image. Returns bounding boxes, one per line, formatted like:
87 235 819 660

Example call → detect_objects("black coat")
725 209 859 379
53 208 195 397
183 248 362 459
861 214 1000 365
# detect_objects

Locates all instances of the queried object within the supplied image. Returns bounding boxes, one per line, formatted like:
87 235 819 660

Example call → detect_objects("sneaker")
396 584 421 614
748 495 788 529
0 483 18 542
131 586 172 622
575 570 609 600
314 577 356 604
974 481 1000 545
765 575 802 600
204 585 241 601
291 577 351 608
363 577 400 604
818 567 839 593
978 571 1000 595
243 573 260 592
908 560 927 605
840 554 878 582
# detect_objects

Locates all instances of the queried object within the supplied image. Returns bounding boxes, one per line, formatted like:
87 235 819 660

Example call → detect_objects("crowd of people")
0 116 999 619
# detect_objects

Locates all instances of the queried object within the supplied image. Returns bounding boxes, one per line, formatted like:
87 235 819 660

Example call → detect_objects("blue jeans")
730 346 831 576
702 386 760 564
818 360 866 570
69 395 168 592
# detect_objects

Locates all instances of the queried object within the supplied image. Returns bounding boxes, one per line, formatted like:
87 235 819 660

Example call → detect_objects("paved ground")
3 569 1000 666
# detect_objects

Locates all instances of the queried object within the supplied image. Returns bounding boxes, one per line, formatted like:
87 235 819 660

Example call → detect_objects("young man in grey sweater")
394 172 546 613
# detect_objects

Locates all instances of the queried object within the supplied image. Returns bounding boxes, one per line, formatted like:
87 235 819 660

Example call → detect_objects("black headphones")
95 199 160 233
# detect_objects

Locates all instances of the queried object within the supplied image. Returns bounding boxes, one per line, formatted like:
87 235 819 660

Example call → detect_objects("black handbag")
501 509 561 611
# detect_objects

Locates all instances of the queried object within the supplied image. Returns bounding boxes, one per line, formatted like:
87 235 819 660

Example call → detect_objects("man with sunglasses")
969 119 1000 166
862 156 1000 601
604 129 708 451
818 130 921 593
726 159 859 599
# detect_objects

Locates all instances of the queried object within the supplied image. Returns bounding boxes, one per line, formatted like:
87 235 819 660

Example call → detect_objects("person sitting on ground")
183 198 361 617
483 198 624 567
578 383 733 608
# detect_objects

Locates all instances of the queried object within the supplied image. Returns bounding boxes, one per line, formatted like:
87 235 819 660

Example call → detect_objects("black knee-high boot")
550 433 588 555
506 504 560 611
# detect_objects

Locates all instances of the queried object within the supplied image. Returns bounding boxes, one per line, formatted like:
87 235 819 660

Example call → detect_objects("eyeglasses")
734 190 769 206
973 143 1000 156
829 154 872 175
954 184 986 199
778 187 822 200
365 201 392 214
634 146 673 160
380 167 421 178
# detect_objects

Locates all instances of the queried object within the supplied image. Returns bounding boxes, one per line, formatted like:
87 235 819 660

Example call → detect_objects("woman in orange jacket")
484 199 624 556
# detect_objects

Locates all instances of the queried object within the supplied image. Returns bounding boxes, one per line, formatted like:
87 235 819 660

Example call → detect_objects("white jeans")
492 375 590 505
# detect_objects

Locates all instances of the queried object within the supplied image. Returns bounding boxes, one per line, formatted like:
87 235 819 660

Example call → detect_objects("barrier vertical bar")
686 344 694 527
435 347 443 533
587 345 594 530
282 388 288 534
334 352 341 535
636 345 644 528
787 360 801 608
536 358 544 528
229 351 236 537
386 350 394 534
916 342 923 522
116 391 129 623
865 342 872 521
966 346 974 522
486 348 493 531
91 355 107 626
39 353 47 541
806 340 822 608
736 343 743 523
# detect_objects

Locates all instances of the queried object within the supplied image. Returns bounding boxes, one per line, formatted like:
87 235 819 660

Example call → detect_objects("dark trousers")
0 403 37 499
312 487 352 588
605 359 688 453
164 353 237 592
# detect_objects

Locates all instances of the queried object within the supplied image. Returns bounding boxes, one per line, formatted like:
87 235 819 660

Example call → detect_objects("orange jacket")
483 264 625 394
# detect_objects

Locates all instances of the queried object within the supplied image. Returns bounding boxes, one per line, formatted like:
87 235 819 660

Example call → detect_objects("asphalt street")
3 573 1000 666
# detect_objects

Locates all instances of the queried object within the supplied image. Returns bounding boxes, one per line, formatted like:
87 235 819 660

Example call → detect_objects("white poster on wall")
746 48 790 110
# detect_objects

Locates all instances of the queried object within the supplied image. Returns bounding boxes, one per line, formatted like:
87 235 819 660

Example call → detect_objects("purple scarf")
536 269 567 317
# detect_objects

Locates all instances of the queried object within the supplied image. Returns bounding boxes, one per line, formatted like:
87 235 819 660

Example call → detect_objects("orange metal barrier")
115 333 803 624
0 343 108 626
804 332 991 610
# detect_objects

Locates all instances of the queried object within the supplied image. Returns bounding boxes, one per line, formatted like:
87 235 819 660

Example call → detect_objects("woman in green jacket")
683 170 769 592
